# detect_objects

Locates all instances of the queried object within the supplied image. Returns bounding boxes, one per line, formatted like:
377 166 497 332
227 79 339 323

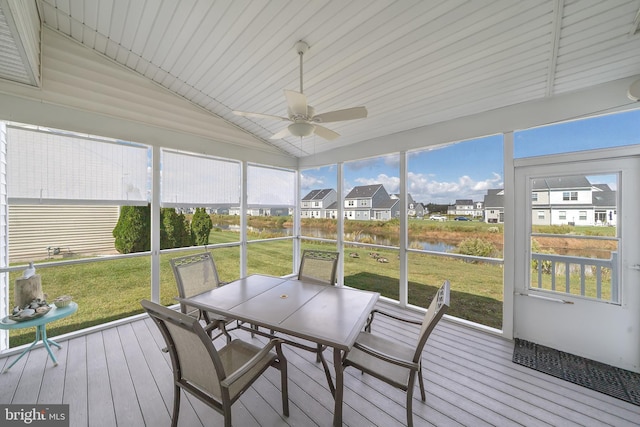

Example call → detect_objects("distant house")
344 184 399 220
447 199 481 217
482 177 617 226
592 184 617 226
483 189 504 223
228 207 292 216
391 193 425 218
300 189 337 219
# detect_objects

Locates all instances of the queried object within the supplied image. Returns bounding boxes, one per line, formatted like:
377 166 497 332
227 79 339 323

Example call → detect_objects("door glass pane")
529 173 619 303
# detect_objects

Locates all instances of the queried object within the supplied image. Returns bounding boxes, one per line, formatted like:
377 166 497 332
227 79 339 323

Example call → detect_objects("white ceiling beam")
299 75 640 168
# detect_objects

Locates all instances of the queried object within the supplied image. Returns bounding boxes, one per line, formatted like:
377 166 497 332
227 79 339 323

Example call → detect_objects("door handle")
631 264 640 271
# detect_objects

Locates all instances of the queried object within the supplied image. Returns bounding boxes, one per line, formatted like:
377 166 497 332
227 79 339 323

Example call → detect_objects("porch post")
150 145 160 302
399 151 408 306
240 161 248 278
337 162 344 285
0 122 7 351
502 131 515 338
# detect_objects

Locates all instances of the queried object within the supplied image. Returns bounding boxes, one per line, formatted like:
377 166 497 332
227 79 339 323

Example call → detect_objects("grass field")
6 217 613 347
6 236 502 347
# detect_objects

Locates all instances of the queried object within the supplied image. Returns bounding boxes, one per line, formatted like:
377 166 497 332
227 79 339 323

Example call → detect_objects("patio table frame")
179 274 379 426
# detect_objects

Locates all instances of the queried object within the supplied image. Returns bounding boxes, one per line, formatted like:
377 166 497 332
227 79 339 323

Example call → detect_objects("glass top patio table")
180 274 379 426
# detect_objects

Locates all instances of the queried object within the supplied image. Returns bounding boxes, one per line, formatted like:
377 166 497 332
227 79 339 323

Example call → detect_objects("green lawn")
7 217 616 347
7 235 505 347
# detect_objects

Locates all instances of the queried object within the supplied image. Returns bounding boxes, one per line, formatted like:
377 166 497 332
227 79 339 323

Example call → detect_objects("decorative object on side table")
9 298 51 322
1 301 79 373
14 261 45 308
53 295 73 308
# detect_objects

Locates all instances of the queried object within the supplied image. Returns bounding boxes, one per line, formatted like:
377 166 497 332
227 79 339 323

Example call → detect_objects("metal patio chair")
298 249 339 285
170 252 235 343
343 280 450 427
141 300 289 427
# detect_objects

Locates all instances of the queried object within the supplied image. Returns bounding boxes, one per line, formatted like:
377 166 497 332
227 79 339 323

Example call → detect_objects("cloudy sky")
301 109 639 205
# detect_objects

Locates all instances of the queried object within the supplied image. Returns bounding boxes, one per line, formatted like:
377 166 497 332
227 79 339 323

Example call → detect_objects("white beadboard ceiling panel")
1 0 639 158
0 0 40 86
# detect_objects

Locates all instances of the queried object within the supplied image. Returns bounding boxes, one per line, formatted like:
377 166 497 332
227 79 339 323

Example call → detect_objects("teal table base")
3 324 63 373
1 302 78 373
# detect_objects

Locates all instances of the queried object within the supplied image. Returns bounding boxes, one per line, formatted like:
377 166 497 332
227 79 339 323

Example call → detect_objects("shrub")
161 208 192 249
113 205 151 254
455 238 496 259
531 239 554 274
191 208 213 245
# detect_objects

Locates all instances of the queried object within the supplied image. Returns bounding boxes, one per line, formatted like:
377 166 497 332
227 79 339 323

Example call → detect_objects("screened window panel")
7 127 149 205
247 164 295 207
161 150 240 208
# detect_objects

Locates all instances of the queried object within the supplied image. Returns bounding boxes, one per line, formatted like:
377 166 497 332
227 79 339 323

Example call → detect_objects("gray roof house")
483 177 617 226
344 184 398 221
301 188 338 219
483 189 505 224
391 193 424 218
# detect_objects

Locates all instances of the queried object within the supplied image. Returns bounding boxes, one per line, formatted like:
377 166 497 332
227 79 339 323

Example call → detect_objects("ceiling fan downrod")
295 41 309 94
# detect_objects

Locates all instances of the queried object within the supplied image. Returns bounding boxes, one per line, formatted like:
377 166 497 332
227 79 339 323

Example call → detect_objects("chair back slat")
413 280 450 363
170 252 222 315
141 300 226 398
298 250 339 285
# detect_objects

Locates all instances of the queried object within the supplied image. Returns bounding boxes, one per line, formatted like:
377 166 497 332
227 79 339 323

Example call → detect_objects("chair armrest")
221 338 283 387
365 309 421 332
352 341 419 371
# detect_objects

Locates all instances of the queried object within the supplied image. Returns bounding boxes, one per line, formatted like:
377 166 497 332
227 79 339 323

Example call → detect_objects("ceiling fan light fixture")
289 122 315 137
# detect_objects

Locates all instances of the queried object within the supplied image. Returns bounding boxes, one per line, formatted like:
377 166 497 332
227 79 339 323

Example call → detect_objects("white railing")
531 252 619 303
531 251 618 302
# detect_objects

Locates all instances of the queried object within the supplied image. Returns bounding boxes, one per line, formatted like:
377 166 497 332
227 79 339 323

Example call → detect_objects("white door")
514 151 640 373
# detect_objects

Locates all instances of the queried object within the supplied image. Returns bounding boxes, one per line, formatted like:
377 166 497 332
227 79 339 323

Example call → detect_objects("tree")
191 208 212 246
113 205 151 254
161 208 192 249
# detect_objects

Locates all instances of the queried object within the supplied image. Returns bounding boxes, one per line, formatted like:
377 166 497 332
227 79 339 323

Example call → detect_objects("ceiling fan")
233 41 367 141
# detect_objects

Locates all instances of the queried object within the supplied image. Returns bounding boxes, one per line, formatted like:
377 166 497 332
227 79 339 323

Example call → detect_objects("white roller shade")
7 126 149 205
161 149 240 208
247 164 295 207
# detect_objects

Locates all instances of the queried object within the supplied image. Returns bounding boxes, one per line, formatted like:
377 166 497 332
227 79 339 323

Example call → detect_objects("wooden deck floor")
1 301 638 427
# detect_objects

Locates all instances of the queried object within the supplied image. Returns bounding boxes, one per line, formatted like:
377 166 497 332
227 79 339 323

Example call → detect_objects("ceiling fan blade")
312 106 368 123
284 90 308 117
270 127 292 140
232 110 289 121
313 125 340 140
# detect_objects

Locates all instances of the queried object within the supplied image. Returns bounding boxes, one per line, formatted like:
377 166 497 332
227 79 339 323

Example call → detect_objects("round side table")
0 302 78 373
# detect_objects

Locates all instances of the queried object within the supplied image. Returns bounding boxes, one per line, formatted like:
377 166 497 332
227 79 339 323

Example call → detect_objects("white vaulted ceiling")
2 0 640 159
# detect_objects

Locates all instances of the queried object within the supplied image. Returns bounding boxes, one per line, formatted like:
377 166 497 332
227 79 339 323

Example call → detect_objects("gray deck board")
1 301 639 426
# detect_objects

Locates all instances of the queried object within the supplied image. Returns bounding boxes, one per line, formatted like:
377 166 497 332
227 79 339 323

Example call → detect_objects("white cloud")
300 173 324 191
355 174 400 194
407 171 502 204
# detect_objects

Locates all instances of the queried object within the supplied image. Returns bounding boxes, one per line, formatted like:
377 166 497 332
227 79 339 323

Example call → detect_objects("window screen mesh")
161 150 240 208
7 127 149 205
247 164 295 207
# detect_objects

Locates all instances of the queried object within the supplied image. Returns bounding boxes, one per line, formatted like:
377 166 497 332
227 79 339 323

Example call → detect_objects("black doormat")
513 338 640 406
